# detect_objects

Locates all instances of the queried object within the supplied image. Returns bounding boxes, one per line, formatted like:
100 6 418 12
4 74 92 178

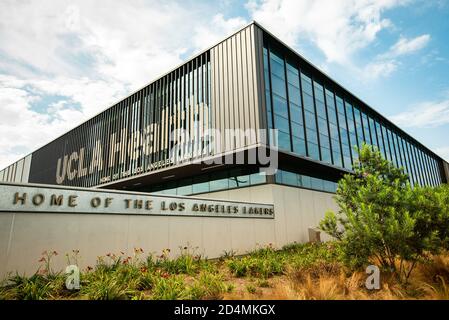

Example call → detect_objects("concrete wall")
0 183 336 279
200 184 337 244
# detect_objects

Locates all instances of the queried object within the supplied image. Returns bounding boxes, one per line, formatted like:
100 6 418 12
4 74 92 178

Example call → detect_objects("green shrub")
246 284 257 294
0 273 64 300
150 275 187 300
80 273 134 300
227 252 285 278
320 144 449 282
188 271 230 299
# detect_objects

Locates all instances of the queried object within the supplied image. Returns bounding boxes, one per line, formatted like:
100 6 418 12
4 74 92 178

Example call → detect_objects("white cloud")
246 0 433 81
362 33 430 80
390 34 430 56
389 98 449 128
379 34 431 59
246 0 408 65
363 60 398 79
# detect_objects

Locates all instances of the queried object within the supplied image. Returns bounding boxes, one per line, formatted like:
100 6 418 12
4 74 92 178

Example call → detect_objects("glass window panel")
311 177 324 190
301 175 312 188
362 113 371 145
333 151 343 167
338 112 346 127
303 93 314 112
291 122 304 137
274 114 290 133
270 59 285 78
342 144 352 169
321 147 331 163
343 154 352 169
318 118 329 135
381 125 391 161
209 178 228 191
271 74 287 98
354 108 364 147
265 89 272 112
293 137 306 155
301 74 312 94
345 102 354 120
369 117 377 147
329 123 339 138
307 128 318 144
336 97 345 114
290 104 303 125
316 101 326 119
282 171 298 186
287 69 299 88
328 110 337 124
313 82 324 102
273 94 289 117
287 70 299 84
308 142 319 159
320 134 330 149
278 131 291 151
305 110 316 130
250 172 266 185
288 84 301 106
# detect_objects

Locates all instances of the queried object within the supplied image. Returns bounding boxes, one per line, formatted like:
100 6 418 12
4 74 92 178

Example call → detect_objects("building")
1 21 447 193
1 22 448 258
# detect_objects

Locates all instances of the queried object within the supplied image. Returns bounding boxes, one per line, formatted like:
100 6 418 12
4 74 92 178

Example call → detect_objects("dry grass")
223 254 449 300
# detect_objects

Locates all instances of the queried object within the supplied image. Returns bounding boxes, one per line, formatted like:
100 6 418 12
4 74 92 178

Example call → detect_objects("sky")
0 0 449 169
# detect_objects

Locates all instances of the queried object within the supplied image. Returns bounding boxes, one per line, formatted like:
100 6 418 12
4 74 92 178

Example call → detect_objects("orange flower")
38 257 45 262
52 250 58 256
140 267 148 273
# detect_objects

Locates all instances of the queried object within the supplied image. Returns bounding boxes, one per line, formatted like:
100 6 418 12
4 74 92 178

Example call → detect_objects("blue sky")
0 0 448 169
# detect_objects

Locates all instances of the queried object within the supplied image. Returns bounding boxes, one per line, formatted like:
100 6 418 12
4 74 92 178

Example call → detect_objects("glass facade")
263 40 443 187
275 169 338 193
134 168 266 196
